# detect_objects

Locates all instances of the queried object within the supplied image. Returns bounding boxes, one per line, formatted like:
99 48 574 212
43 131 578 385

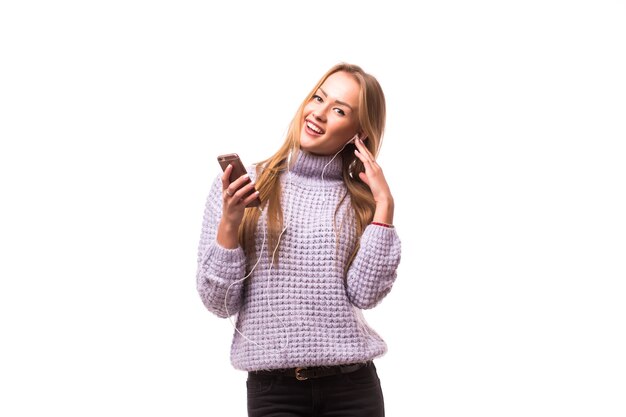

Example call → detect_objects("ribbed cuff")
201 242 246 279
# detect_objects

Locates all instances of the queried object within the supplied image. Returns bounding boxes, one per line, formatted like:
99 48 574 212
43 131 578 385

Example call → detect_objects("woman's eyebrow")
318 88 354 111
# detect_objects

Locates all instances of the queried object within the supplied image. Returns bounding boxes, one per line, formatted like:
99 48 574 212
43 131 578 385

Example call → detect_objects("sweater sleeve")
196 174 247 318
345 224 402 309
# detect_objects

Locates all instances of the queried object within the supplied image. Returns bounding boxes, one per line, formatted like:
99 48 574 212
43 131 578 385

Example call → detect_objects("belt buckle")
295 367 308 381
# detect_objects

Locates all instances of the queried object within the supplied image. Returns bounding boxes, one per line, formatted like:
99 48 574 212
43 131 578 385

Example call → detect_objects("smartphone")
217 153 261 207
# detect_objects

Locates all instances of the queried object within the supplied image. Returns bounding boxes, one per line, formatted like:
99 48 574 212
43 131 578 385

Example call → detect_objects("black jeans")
246 362 385 417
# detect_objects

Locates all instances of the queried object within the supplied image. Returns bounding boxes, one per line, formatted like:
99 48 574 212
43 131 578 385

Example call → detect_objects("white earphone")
347 132 366 144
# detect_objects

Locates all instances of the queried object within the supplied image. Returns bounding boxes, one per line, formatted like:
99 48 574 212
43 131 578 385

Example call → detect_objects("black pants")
246 362 385 417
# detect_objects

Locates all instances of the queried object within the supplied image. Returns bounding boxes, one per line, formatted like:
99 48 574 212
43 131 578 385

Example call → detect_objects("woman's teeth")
307 121 323 134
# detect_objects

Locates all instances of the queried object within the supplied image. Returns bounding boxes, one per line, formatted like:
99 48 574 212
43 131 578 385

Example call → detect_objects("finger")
358 172 370 186
224 179 254 205
221 164 233 188
242 190 261 206
229 173 251 191
354 149 373 165
355 138 375 159
232 181 257 199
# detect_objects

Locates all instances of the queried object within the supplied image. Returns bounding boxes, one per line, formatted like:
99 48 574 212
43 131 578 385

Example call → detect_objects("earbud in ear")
348 133 365 144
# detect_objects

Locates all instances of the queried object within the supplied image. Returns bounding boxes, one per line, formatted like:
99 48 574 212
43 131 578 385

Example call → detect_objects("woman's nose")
312 107 327 121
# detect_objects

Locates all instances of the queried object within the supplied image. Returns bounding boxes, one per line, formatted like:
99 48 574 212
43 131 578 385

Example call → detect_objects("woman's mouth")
305 120 325 136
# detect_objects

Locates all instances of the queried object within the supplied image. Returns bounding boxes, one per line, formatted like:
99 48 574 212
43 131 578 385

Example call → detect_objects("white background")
1 1 625 416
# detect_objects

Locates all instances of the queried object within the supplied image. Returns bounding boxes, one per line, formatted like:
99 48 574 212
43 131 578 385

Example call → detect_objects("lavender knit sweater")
196 150 401 371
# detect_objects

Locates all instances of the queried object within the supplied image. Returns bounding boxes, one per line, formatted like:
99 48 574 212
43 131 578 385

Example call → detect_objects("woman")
197 63 401 416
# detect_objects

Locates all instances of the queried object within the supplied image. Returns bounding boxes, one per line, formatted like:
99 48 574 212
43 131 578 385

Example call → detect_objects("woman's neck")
290 149 343 180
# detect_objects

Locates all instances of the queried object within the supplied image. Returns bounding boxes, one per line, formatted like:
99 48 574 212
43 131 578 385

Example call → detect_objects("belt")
250 362 369 381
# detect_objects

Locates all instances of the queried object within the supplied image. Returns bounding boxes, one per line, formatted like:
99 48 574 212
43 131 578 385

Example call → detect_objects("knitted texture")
196 150 401 371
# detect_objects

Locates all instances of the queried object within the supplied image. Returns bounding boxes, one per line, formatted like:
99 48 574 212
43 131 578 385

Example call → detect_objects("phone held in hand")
217 153 261 207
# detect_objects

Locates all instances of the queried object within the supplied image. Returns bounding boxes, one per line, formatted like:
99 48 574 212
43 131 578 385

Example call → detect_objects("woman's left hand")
354 137 395 224
354 137 393 204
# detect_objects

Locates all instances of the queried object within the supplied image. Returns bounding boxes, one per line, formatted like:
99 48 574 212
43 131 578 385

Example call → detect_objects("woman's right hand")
216 164 259 248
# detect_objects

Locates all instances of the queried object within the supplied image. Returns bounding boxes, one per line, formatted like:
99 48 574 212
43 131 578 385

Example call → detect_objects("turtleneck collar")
290 149 344 181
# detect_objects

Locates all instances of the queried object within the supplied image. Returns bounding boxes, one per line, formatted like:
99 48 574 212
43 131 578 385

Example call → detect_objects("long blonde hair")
239 63 386 265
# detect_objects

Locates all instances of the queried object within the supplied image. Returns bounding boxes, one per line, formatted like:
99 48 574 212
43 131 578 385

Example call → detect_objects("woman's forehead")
318 72 360 108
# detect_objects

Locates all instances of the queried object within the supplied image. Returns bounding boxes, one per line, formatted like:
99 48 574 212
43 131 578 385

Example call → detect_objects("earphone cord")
224 157 293 353
224 212 269 352
263 154 295 351
321 139 353 201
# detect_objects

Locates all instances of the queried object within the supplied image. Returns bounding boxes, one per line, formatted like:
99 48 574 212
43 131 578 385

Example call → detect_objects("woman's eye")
334 108 346 116
312 95 323 102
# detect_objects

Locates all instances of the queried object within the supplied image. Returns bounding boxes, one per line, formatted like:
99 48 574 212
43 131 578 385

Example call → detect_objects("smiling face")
300 71 362 156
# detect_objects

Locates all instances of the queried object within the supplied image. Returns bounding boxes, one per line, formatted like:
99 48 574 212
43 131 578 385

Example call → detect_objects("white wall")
1 1 625 416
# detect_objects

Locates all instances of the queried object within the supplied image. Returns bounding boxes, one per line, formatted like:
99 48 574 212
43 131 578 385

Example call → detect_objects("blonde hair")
239 63 386 266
